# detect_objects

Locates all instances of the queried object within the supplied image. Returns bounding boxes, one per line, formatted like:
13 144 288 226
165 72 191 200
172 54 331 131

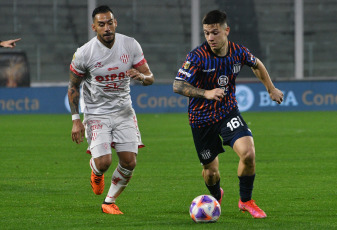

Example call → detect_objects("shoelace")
93 175 103 184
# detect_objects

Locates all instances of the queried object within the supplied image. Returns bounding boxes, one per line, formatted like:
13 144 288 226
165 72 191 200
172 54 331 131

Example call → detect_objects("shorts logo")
88 120 103 141
200 149 211 160
183 61 191 69
91 132 98 141
218 75 228 86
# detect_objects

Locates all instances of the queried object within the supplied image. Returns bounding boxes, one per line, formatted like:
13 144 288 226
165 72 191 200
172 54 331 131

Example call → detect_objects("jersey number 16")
227 116 244 131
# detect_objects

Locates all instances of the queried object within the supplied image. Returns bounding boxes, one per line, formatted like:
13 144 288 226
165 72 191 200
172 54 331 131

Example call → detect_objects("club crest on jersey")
218 75 229 86
94 62 104 68
183 61 191 69
233 63 241 74
120 54 129 64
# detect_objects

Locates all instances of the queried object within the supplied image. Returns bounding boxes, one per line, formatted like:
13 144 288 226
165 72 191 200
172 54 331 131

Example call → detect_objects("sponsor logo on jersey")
202 68 215 72
94 62 104 68
120 54 129 64
108 67 119 71
233 63 241 74
178 68 191 78
183 61 191 69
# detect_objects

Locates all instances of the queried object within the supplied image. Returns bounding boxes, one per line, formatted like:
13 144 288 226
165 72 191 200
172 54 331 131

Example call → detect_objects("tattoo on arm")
173 80 205 98
68 72 82 114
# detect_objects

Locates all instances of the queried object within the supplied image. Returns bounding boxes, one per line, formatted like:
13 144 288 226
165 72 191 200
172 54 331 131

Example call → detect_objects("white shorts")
83 107 144 158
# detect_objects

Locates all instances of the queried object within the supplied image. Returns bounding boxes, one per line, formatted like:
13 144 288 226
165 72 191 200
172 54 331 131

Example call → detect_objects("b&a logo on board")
236 85 254 112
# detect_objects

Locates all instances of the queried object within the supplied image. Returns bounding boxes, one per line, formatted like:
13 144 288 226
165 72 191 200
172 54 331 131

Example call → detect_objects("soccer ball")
189 195 221 223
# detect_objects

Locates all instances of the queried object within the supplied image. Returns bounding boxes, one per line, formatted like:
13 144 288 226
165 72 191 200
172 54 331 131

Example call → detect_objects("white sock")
104 163 133 203
89 158 103 176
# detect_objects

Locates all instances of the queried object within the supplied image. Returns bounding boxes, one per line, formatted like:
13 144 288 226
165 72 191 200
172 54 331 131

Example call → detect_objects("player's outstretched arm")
68 71 85 144
173 80 225 101
0 38 21 48
127 63 154 86
251 58 284 104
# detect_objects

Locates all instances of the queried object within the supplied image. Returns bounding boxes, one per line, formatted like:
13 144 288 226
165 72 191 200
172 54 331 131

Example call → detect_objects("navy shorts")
191 108 252 165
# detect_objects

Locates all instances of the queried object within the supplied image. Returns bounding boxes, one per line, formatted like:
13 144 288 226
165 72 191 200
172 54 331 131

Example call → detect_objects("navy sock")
238 174 255 202
205 179 221 201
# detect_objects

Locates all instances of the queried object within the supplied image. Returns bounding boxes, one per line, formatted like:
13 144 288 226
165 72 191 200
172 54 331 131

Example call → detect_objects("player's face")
92 12 117 47
203 23 230 55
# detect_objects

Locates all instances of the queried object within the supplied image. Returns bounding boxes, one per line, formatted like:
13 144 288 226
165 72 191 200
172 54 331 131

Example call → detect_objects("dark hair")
92 5 114 21
202 10 227 26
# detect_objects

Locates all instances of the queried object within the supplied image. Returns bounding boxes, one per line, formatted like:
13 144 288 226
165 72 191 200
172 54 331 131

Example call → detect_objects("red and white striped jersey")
70 33 146 115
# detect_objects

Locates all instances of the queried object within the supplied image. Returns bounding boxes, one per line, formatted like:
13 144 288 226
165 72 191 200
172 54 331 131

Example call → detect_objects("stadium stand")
0 0 336 85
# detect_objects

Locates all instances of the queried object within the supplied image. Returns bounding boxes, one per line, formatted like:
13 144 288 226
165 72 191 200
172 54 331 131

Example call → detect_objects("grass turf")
0 112 336 229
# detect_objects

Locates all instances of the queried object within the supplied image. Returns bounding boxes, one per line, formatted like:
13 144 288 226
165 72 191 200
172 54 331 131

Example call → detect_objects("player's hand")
204 88 225 101
126 68 145 82
0 38 21 48
269 88 284 104
71 120 85 144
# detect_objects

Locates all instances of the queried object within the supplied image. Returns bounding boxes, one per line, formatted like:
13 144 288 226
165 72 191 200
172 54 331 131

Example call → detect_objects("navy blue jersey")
175 41 257 128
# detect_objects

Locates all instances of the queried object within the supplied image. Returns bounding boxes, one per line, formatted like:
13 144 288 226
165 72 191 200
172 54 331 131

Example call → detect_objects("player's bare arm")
68 71 85 144
251 58 284 104
68 71 82 114
127 63 154 86
173 80 225 101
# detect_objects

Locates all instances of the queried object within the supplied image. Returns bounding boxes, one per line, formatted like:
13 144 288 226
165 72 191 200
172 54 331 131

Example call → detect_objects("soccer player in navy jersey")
173 10 283 219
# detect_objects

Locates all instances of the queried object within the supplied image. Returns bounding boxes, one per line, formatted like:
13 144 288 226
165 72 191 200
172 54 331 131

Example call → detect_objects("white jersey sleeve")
132 39 147 68
70 48 86 77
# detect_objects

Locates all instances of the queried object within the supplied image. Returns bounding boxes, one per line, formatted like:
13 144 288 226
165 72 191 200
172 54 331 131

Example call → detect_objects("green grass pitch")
0 111 336 229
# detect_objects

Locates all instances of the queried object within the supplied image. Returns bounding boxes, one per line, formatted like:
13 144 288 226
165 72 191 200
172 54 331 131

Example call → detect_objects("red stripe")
133 58 147 68
70 64 85 77
117 168 131 178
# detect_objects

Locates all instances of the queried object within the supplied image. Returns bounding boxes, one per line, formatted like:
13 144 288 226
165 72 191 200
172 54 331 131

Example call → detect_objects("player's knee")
241 148 255 166
95 156 112 172
120 158 137 171
97 162 111 173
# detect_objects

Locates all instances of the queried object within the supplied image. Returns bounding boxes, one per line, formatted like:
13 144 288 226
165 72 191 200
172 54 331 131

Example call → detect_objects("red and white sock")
104 163 133 203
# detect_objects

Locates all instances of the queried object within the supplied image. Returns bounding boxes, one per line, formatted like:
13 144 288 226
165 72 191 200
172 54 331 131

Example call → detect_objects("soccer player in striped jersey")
68 5 154 215
173 10 283 219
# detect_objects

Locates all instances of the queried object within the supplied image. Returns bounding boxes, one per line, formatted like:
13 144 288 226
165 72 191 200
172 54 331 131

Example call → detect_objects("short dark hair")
92 5 114 21
202 10 227 26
